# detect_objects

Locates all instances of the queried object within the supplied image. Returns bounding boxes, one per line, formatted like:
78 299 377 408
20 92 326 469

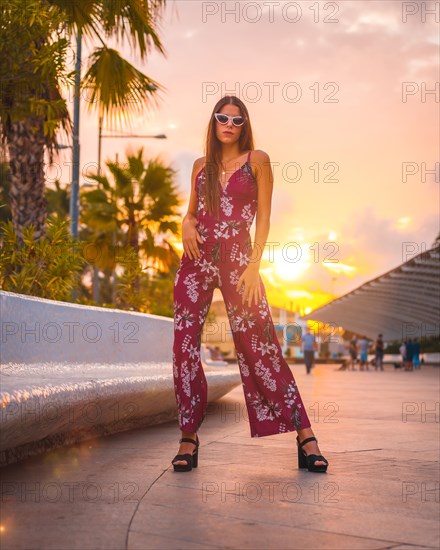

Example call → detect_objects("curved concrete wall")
0 291 241 466
0 290 174 364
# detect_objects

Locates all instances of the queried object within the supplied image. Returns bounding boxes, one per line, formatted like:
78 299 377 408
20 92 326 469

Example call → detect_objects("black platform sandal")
171 435 199 472
296 435 329 473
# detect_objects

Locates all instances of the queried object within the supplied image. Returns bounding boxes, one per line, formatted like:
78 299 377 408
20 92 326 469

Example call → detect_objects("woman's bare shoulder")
250 149 270 163
249 150 271 180
194 156 206 173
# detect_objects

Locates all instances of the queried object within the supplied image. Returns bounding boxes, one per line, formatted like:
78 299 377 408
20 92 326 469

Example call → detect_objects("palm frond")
106 160 133 198
81 47 166 124
94 0 168 59
141 159 177 198
127 147 145 181
87 173 112 191
47 0 102 36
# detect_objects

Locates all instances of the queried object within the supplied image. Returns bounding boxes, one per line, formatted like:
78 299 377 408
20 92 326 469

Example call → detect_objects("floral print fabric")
173 151 311 437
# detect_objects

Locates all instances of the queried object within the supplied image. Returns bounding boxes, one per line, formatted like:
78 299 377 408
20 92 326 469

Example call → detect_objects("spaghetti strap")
247 150 251 163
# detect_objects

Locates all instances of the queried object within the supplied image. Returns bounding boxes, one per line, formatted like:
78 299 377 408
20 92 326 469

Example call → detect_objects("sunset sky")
55 1 439 313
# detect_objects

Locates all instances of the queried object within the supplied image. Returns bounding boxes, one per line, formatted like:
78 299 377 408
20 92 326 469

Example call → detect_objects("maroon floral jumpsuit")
173 150 311 437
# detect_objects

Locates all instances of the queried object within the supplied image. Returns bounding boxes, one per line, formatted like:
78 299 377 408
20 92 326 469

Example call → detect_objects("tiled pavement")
1 363 438 550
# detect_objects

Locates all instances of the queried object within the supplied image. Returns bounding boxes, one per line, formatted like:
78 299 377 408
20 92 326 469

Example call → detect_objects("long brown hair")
202 96 255 218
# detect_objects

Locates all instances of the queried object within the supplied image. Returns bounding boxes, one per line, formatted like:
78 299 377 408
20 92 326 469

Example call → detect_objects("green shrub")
0 214 86 300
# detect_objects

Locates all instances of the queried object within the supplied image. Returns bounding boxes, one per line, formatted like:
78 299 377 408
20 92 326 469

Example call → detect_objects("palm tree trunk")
127 212 140 292
92 266 100 303
127 211 139 254
7 116 47 242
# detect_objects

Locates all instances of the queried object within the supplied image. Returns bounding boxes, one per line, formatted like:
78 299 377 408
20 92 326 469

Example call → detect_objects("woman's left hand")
236 264 262 307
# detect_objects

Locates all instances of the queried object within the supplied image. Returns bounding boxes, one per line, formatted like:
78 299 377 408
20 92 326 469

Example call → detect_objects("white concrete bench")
0 291 241 466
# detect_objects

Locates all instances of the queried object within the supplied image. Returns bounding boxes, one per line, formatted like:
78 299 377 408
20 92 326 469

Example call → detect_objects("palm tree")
0 0 167 242
81 147 181 299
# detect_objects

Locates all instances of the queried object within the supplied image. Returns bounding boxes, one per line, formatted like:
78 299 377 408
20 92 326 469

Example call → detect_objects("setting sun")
271 244 311 282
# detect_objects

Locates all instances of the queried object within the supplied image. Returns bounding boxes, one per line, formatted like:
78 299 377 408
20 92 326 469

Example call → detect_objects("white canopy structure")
300 243 440 341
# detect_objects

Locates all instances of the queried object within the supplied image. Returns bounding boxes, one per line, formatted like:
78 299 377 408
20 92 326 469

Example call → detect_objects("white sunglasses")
214 112 246 127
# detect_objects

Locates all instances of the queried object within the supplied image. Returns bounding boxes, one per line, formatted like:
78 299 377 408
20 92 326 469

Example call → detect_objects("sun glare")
323 261 357 275
272 246 309 282
396 216 411 230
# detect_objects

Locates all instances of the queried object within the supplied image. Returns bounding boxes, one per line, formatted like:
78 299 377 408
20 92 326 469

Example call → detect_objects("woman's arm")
182 158 204 259
250 150 274 267
236 150 274 306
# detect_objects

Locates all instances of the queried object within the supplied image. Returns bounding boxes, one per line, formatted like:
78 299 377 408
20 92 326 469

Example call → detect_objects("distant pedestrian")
412 338 421 369
374 333 385 371
301 326 317 375
399 341 406 369
404 338 414 371
358 336 370 371
348 337 358 370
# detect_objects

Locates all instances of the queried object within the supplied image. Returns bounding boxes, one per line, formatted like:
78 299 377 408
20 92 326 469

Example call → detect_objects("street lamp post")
70 30 82 239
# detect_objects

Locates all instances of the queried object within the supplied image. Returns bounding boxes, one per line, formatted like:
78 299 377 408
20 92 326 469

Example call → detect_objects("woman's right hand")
182 215 203 260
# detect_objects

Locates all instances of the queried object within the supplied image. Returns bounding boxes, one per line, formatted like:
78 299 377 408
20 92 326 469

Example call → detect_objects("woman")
171 96 329 473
